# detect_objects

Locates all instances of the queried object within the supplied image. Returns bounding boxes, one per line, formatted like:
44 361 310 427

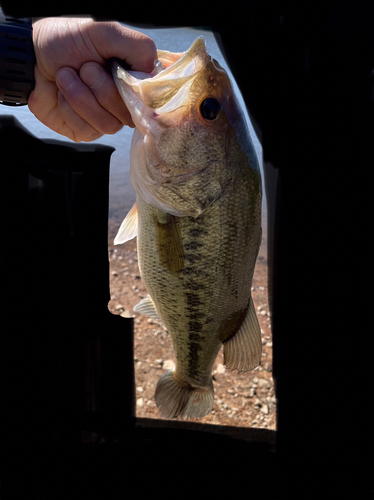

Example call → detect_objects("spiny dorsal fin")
114 202 138 245
133 294 162 324
222 297 262 372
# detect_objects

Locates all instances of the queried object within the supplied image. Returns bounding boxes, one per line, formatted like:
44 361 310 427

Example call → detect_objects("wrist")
0 8 36 106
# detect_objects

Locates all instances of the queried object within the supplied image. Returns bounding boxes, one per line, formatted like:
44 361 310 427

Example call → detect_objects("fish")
111 36 262 419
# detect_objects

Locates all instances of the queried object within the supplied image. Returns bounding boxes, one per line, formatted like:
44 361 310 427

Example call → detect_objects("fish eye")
200 98 221 121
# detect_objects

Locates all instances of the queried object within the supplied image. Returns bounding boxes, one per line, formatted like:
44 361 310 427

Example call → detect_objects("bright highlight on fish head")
112 37 253 216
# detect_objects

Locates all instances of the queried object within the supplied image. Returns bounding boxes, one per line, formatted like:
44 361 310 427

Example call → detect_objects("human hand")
29 17 157 142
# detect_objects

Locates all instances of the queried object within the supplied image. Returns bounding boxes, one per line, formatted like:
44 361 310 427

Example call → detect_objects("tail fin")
154 369 214 419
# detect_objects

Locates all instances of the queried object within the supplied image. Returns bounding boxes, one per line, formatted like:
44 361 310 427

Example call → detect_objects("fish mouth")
112 36 208 85
111 37 210 126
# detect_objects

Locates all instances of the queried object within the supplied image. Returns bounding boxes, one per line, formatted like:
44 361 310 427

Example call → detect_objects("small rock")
260 403 269 414
216 363 226 374
111 271 118 277
163 359 175 370
136 386 144 392
120 310 133 318
253 377 259 384
227 389 235 395
241 388 254 398
253 398 262 408
136 398 144 408
147 400 154 407
260 310 267 316
257 379 270 389
267 341 273 347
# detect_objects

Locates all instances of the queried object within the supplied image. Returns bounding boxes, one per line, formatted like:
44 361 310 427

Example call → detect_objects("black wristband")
0 9 36 106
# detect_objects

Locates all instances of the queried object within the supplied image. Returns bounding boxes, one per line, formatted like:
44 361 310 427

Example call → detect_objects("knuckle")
106 120 123 135
80 62 106 89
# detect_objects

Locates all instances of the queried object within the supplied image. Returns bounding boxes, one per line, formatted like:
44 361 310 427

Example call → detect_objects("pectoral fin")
134 294 162 324
156 212 184 274
223 297 262 372
114 202 138 245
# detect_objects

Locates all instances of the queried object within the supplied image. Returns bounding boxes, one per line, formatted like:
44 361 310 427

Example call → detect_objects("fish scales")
137 167 261 384
112 36 262 419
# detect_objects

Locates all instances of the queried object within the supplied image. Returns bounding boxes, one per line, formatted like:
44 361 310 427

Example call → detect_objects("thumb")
86 21 158 73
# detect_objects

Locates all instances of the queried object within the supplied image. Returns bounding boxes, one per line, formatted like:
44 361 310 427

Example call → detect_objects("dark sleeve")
0 7 35 106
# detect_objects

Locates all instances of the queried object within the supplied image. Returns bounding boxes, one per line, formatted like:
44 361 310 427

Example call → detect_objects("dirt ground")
108 236 275 430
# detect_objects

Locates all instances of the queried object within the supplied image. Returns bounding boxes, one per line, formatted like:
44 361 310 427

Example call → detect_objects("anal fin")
114 202 138 245
223 297 262 372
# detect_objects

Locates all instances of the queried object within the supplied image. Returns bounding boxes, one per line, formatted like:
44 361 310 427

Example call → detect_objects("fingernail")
57 70 76 91
82 66 103 89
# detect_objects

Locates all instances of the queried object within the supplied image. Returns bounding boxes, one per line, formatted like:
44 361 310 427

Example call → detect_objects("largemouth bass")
111 37 262 419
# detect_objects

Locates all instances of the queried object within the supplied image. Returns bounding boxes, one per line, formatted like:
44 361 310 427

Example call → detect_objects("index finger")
87 22 157 73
